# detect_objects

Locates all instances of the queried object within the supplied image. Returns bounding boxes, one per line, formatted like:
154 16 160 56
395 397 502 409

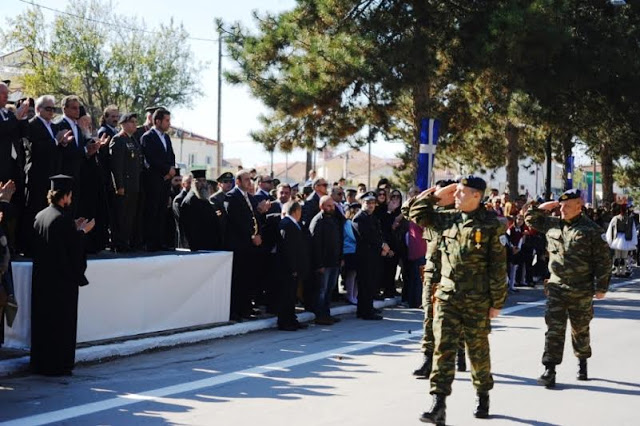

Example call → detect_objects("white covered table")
3 251 233 349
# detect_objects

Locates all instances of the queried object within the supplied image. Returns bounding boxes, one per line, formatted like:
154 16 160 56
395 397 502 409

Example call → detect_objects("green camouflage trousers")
430 293 492 395
542 285 594 366
421 283 465 355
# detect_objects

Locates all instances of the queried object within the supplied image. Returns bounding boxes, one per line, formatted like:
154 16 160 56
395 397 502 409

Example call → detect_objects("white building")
171 127 222 179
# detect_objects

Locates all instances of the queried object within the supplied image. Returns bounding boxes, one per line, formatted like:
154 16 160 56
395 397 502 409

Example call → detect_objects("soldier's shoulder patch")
499 235 508 246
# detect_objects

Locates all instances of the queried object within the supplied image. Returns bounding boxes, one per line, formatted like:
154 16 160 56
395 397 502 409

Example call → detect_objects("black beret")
49 174 74 192
217 172 234 182
118 112 138 124
459 175 486 192
192 169 206 179
559 188 582 202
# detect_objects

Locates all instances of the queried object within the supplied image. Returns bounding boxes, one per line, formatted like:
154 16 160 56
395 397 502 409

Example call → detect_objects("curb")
0 298 400 377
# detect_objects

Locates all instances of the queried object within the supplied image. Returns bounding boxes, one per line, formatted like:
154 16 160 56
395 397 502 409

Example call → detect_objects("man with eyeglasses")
22 96 74 255
255 175 274 202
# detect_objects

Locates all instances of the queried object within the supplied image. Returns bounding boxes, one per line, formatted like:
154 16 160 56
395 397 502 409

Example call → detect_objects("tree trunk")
305 148 313 180
505 122 520 197
600 142 614 205
560 135 573 191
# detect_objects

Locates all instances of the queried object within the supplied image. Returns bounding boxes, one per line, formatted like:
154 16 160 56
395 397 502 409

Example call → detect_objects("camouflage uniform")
525 209 612 366
406 196 507 396
420 207 465 356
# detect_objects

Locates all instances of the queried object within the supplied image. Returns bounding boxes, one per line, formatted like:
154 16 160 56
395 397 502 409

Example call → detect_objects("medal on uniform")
474 229 482 249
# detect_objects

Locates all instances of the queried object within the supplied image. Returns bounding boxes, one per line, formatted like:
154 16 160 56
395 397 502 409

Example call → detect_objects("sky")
1 0 404 168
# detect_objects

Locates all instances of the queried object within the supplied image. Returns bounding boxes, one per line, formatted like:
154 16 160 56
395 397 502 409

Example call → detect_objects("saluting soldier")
109 113 143 252
524 189 612 388
413 179 466 379
405 176 507 425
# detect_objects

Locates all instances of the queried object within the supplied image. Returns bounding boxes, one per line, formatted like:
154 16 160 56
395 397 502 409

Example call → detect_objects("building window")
188 153 197 166
205 156 212 165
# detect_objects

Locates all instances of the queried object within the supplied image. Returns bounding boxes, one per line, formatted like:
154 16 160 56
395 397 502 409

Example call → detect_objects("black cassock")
180 191 222 251
31 204 88 375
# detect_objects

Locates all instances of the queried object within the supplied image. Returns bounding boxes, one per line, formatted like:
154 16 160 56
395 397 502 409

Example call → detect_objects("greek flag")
566 155 574 190
417 118 440 190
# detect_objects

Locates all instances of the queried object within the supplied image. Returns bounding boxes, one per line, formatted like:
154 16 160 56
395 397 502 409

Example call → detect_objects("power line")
17 0 218 43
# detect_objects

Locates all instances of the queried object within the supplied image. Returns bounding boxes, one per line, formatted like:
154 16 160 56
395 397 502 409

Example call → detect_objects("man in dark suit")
109 112 143 252
140 108 176 251
180 169 221 251
0 82 29 252
56 96 87 182
299 177 328 310
276 200 309 331
352 191 386 320
22 95 72 255
224 170 270 321
97 105 120 245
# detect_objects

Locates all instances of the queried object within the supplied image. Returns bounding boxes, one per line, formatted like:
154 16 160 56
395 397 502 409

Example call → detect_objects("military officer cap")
291 183 299 191
207 179 217 186
118 112 138 124
359 191 377 201
346 188 357 195
192 169 206 179
49 174 74 192
559 188 582 202
348 202 361 209
459 175 487 192
217 172 234 182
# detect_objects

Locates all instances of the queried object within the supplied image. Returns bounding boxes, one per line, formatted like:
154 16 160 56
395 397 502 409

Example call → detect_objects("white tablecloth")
3 251 233 349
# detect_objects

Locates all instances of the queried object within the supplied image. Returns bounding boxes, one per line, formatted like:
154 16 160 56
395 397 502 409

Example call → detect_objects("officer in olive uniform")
210 172 234 247
109 113 143 252
524 189 612 388
413 179 468 378
405 176 507 425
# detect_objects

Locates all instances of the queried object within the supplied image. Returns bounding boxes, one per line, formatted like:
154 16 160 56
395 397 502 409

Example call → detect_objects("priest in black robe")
30 175 94 376
180 169 221 251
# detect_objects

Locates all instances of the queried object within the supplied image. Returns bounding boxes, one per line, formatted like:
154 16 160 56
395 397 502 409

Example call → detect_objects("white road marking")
3 279 635 426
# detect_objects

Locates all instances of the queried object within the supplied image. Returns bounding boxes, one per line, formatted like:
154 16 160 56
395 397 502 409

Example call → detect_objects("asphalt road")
1 277 638 426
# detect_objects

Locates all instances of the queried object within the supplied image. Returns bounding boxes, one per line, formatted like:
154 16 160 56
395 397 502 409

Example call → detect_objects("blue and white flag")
417 118 440 190
566 155 574 190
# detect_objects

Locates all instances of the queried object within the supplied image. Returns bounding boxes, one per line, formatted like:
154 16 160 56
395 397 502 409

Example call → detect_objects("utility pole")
367 127 372 189
593 157 598 208
216 23 223 177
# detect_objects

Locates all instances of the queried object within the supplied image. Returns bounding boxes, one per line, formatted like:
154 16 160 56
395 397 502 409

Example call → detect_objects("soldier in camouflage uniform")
524 189 611 388
405 176 507 425
413 180 468 379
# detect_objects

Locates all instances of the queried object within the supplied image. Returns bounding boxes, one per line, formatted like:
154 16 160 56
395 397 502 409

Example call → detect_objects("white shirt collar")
285 214 301 228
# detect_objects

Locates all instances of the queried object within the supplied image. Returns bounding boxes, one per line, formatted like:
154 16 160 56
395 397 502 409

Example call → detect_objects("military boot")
413 353 433 378
473 392 490 418
456 349 467 372
577 359 588 381
537 365 556 388
420 394 446 425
